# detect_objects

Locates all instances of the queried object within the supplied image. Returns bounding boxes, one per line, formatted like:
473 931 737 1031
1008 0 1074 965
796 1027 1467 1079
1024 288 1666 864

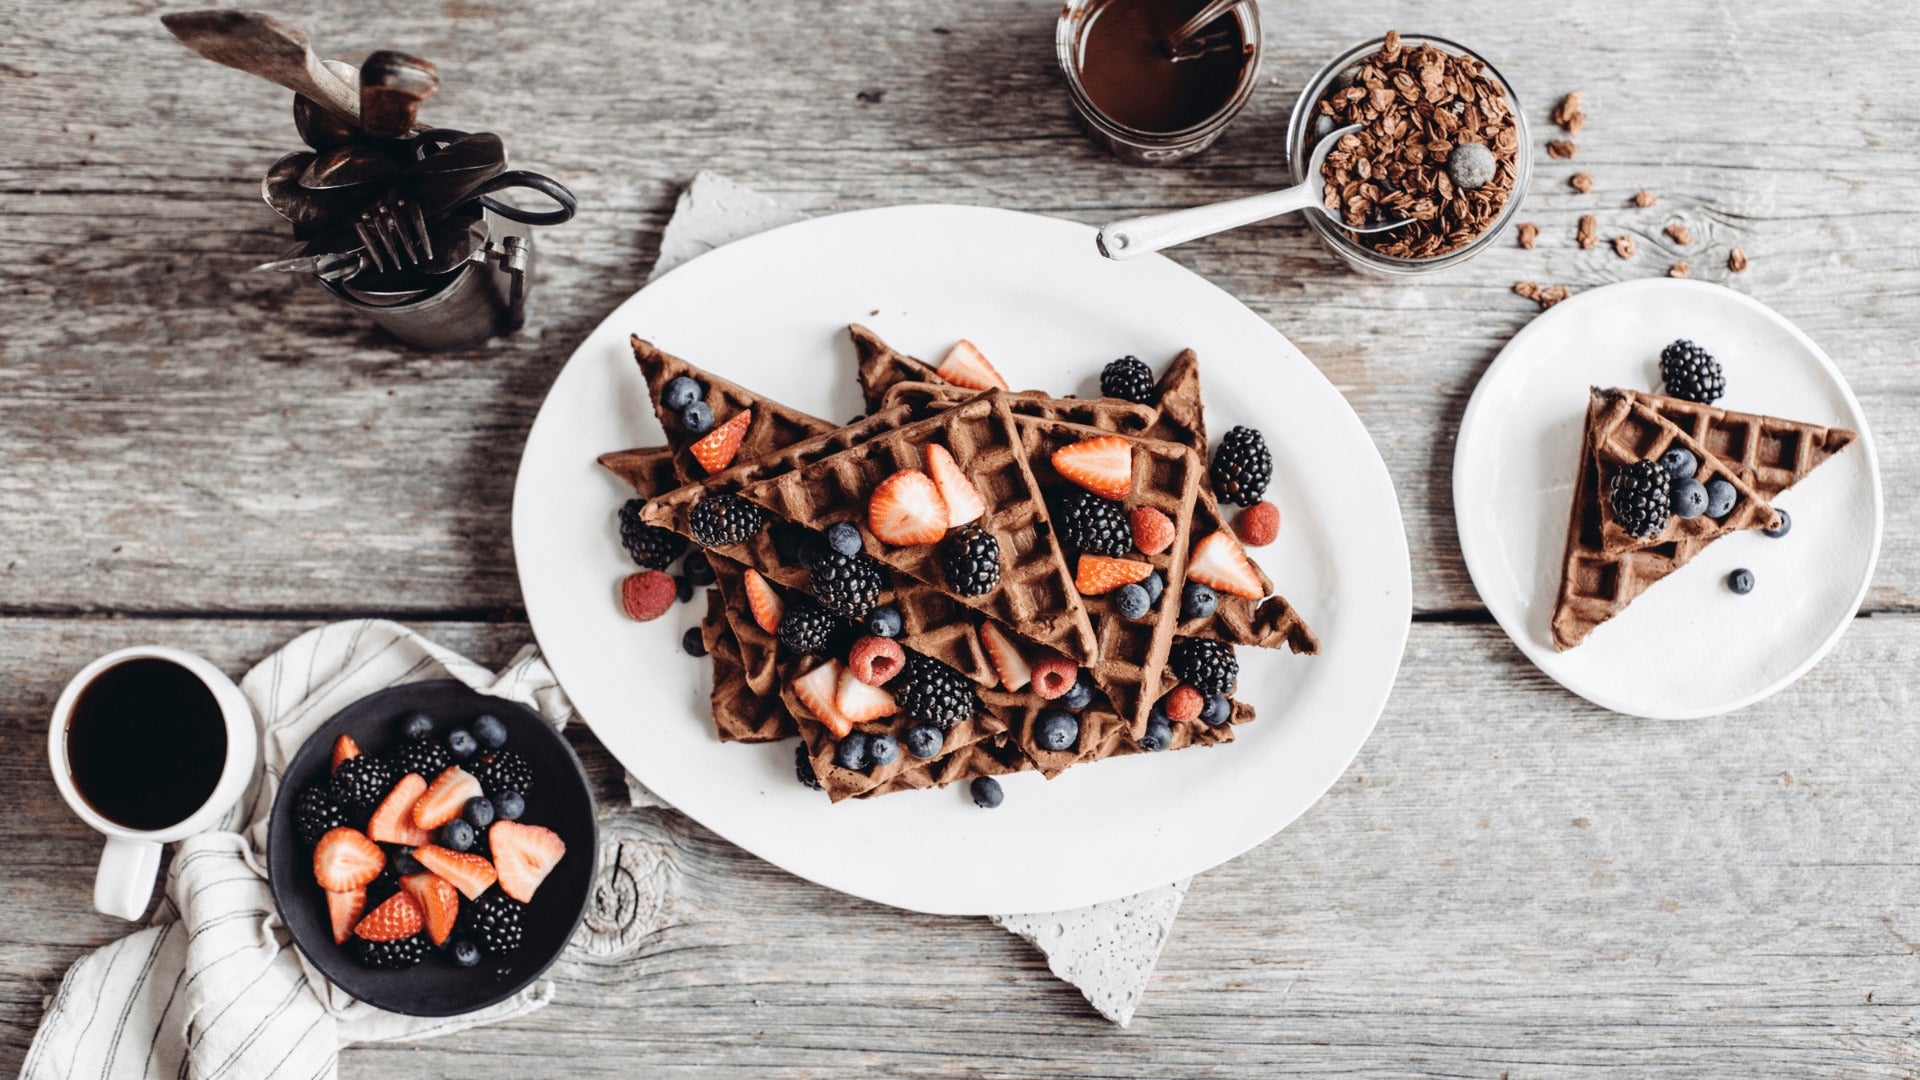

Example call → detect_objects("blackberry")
1607 459 1672 539
351 934 430 969
892 652 976 730
328 755 398 815
1210 426 1272 506
387 738 451 782
471 749 534 797
795 743 823 790
1660 339 1725 404
688 493 764 547
810 550 883 619
293 785 350 848
1169 638 1238 696
617 500 686 569
1055 491 1130 556
1100 355 1156 405
777 598 843 656
461 893 526 956
942 525 1001 596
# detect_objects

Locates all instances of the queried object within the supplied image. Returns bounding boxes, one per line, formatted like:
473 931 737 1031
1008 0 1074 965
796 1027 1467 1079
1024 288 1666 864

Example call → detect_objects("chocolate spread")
1074 0 1250 133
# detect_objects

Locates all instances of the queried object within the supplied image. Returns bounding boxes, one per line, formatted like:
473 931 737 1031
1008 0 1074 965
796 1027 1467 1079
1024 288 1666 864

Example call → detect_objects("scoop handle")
1096 181 1318 260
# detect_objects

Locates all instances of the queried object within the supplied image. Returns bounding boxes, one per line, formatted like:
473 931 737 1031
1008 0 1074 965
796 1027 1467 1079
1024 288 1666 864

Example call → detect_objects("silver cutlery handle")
1097 181 1320 260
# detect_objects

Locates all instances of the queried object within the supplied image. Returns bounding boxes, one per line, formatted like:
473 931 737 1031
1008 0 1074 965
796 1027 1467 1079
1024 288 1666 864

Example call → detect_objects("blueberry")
437 818 475 852
448 936 482 968
1660 447 1699 480
867 734 899 766
682 627 707 657
1142 570 1166 606
494 791 526 821
1140 716 1173 752
826 522 863 557
904 724 945 760
1034 708 1080 752
675 574 695 603
834 732 870 771
1704 478 1738 520
392 849 424 876
661 375 702 412
679 400 714 435
1447 141 1495 190
471 713 509 750
1312 113 1335 140
683 550 715 585
865 604 904 639
1058 671 1096 711
970 776 1004 809
446 728 478 760
1728 568 1755 595
1114 583 1152 620
462 796 495 831
1764 509 1792 539
1670 478 1708 519
1179 582 1218 621
1199 693 1232 727
400 711 434 741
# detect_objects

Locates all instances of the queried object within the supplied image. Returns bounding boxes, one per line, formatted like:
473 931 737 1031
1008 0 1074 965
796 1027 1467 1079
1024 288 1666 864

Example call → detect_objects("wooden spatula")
160 10 359 125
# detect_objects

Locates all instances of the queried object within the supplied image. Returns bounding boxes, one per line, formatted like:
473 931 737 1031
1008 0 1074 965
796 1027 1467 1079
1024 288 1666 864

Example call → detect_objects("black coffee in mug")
66 658 227 831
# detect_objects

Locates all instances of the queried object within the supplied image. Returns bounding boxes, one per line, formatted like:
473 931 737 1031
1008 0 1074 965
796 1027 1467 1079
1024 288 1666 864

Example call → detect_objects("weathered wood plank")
1 615 1916 1076
0 0 1915 619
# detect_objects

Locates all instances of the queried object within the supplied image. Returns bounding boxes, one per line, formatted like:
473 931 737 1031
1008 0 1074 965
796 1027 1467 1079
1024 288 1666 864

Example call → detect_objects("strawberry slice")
1052 436 1133 501
867 468 948 546
744 568 784 634
690 409 751 474
935 339 1009 391
978 621 1030 691
490 821 567 904
353 890 424 942
791 659 854 738
1075 553 1153 595
399 872 460 946
835 665 898 724
411 766 483 830
312 827 384 892
924 443 985 526
368 772 430 846
325 888 366 945
331 734 361 772
1187 531 1264 599
411 844 499 901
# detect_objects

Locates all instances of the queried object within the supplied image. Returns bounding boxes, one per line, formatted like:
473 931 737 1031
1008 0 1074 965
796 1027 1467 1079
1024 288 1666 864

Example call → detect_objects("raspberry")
620 570 677 621
1030 658 1077 700
848 635 905 686
1234 501 1280 546
1164 686 1203 722
1129 507 1176 555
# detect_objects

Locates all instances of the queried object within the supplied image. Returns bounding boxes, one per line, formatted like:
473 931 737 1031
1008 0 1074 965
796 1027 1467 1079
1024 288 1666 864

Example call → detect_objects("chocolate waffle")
596 445 680 500
851 323 941 413
632 336 832 481
1586 389 1780 555
1005 693 1252 777
700 588 796 743
880 380 1159 434
1619 388 1857 501
788 675 1011 803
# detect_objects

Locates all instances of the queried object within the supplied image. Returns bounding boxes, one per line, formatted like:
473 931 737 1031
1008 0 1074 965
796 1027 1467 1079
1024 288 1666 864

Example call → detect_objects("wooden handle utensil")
160 10 359 125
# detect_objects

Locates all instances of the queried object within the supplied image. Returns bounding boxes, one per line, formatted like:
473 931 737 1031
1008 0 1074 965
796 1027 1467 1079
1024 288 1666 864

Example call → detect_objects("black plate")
266 680 597 1017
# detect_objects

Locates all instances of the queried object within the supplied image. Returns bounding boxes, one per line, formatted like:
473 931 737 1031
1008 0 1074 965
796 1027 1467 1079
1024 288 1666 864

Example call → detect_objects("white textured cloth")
636 171 1189 1025
22 620 570 1080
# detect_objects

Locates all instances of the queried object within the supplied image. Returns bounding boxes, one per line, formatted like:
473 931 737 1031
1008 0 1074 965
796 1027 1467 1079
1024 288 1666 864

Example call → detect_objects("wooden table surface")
4 1 1917 1075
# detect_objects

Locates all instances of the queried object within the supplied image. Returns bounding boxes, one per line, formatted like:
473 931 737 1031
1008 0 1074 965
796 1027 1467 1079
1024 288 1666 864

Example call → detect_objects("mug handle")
95 835 161 920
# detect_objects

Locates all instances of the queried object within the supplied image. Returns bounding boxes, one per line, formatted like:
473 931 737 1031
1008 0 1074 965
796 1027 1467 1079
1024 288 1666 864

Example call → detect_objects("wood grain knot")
575 818 679 958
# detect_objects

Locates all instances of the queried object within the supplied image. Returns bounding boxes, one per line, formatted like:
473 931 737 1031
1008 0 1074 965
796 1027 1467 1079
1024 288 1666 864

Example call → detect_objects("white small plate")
514 205 1411 915
1455 279 1882 719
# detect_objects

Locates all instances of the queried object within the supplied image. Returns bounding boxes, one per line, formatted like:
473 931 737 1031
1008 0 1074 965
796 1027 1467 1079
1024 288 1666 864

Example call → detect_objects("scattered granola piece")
1577 214 1597 250
1517 222 1539 249
1551 92 1586 134
1546 140 1577 159
1728 247 1749 272
1613 235 1635 259
1664 223 1693 246
1634 190 1657 208
1669 262 1690 278
1513 281 1542 301
1570 172 1594 193
1538 285 1570 308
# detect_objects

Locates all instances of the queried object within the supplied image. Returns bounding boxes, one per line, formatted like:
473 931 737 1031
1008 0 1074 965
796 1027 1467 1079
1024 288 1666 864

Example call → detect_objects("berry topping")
618 501 687 569
1199 693 1233 727
351 934 429 969
436 819 475 852
970 776 1004 809
924 443 986 527
460 892 525 956
904 724 946 760
331 734 361 772
1728 568 1756 595
792 660 855 738
864 604 904 639
1179 581 1219 621
399 872 460 946
313 827 385 893
849 635 906 686
471 749 534 797
620 570 677 621
1030 657 1078 700
446 728 477 761
1234 501 1280 547
1142 570 1166 606
892 652 976 730
1141 716 1173 752
1034 708 1080 752
326 887 366 945
494 791 526 821
935 339 1010 391
810 549 884 619
1670 478 1709 519
1170 638 1238 696
1052 436 1133 501
795 744 823 789
682 627 707 657
1100 355 1156 405
867 734 900 766
448 936 483 968
1704 478 1738 519
328 755 398 815
1075 553 1153 595
942 524 1002 596
1057 491 1131 556
1164 686 1204 722
825 521 864 557
1187 531 1263 599
400 710 435 742
1128 506 1176 556
1659 447 1699 480
411 844 498 901
689 492 764 547
387 737 451 781
978 621 1031 691
1764 508 1792 538
367 772 431 846
412 767 483 830
490 820 567 903
679 400 714 435
1607 459 1673 539
462 796 496 832
1058 670 1097 711
834 664 899 724
1660 339 1725 404
777 598 843 656
690 408 752 474
834 732 869 771
867 469 949 546
683 550 716 585
294 786 351 849
1211 426 1272 506
1114 582 1152 620
744 568 785 634
660 374 701 412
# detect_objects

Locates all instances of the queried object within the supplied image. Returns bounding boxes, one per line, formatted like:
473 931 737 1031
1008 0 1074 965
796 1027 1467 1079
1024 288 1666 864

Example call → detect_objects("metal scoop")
1095 123 1412 260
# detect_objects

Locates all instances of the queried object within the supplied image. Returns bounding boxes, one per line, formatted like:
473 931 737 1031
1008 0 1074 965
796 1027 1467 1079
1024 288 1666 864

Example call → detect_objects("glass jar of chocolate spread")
1055 0 1263 165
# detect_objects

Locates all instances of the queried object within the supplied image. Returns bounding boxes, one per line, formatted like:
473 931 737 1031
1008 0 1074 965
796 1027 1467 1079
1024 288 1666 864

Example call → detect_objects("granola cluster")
1314 31 1519 260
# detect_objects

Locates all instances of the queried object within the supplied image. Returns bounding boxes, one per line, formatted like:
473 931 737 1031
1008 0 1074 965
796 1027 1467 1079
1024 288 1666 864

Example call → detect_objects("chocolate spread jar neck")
1074 0 1251 134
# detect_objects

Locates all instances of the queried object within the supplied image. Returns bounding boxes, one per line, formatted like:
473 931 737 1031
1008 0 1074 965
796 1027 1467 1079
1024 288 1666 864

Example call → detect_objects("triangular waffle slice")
700 588 796 743
596 445 680 499
1618 388 1858 500
1142 349 1206 452
787 656 1010 803
851 323 942 413
707 556 781 695
1586 388 1780 555
632 336 836 483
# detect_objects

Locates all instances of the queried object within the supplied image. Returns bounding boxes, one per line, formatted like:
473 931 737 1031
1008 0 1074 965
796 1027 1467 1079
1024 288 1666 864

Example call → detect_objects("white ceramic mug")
47 646 258 920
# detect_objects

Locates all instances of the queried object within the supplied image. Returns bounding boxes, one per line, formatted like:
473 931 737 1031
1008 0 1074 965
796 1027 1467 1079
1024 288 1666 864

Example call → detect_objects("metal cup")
318 209 533 349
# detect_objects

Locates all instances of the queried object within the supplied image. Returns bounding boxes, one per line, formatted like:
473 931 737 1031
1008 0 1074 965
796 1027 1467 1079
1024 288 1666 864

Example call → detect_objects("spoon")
1162 0 1242 60
1095 123 1412 260
294 60 363 151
